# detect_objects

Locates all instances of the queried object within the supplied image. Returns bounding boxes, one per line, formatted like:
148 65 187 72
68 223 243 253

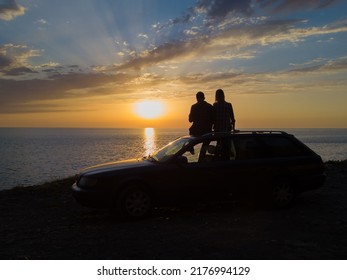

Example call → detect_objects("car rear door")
230 135 271 197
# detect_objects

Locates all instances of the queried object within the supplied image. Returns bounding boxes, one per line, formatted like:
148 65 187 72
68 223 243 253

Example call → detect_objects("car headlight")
78 176 98 188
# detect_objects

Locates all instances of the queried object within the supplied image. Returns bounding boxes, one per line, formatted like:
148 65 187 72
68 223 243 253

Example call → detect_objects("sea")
0 127 346 191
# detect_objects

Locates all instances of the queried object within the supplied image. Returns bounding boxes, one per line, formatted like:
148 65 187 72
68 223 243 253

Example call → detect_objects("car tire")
270 180 295 209
116 186 152 220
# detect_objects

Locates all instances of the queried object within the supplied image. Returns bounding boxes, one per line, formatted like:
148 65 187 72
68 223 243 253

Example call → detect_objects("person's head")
215 89 225 102
196 91 205 102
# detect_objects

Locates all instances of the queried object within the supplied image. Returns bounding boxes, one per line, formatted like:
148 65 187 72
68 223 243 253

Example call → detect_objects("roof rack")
233 130 289 135
199 130 290 138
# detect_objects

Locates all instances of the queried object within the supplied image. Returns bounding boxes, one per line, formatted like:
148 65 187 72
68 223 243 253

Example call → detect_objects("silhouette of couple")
189 89 235 136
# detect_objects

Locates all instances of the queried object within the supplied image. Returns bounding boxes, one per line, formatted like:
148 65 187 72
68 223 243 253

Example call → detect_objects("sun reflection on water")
144 127 156 156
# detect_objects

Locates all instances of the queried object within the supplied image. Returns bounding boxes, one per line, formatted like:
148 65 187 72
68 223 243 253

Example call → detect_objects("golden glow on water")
144 127 156 156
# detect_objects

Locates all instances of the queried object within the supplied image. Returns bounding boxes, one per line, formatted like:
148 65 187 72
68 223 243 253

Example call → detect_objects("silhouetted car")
72 131 326 219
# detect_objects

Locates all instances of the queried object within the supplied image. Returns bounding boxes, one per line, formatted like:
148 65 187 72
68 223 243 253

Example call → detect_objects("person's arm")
230 103 236 130
188 105 194 123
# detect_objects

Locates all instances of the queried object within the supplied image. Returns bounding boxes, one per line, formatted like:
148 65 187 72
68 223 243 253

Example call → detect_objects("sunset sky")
1 0 347 128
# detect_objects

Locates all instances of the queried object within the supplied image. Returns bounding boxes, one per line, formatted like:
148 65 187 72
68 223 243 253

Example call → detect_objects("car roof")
196 130 292 138
182 131 295 144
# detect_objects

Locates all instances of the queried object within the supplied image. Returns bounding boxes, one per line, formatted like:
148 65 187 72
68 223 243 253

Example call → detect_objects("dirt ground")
0 161 346 260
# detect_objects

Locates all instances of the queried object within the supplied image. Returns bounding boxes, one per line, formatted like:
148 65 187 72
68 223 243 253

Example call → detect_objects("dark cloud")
153 11 194 33
287 65 322 73
0 0 25 20
197 0 254 19
324 57 347 71
0 103 81 114
0 53 12 67
193 0 338 22
0 44 40 77
42 68 60 74
257 0 337 13
153 1 255 34
0 51 19 75
286 56 347 74
171 13 192 25
0 72 132 113
3 66 35 76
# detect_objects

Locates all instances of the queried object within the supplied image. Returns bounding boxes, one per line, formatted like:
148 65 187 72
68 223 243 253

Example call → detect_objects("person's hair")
196 91 205 101
215 89 225 102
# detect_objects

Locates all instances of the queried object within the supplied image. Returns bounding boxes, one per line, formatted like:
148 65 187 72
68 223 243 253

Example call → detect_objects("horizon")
1 126 347 130
1 0 347 128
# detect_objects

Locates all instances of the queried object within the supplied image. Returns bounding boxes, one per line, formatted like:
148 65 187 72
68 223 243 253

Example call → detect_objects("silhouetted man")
188 91 213 136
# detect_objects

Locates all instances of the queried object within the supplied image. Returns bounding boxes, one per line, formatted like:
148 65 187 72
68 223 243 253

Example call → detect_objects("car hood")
80 158 153 176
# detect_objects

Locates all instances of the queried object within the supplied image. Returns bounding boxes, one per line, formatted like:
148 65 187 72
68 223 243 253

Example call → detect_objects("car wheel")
271 181 295 208
117 186 152 220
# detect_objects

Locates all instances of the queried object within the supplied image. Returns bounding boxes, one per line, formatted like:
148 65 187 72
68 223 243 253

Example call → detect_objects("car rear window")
261 136 307 157
233 134 310 160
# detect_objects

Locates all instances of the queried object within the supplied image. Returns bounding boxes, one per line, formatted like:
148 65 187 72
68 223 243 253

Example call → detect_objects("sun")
134 100 166 119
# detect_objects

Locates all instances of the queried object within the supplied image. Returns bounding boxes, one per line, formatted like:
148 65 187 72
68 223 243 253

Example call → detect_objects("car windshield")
150 137 192 162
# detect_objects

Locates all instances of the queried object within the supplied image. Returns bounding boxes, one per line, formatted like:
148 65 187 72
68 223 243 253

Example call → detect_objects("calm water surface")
0 128 185 190
0 127 346 190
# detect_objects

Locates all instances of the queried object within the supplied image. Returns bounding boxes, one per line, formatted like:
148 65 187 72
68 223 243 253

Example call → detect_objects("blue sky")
1 0 347 128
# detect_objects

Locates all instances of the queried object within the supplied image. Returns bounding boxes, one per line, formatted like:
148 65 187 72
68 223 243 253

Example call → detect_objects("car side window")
197 139 236 162
182 141 219 163
197 140 218 162
234 136 263 160
182 143 204 163
182 138 237 163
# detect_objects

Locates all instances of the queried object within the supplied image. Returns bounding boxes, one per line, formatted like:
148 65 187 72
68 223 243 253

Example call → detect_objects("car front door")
176 137 241 201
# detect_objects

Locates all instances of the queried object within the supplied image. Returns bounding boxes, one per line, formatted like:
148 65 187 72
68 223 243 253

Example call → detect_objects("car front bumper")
72 183 111 208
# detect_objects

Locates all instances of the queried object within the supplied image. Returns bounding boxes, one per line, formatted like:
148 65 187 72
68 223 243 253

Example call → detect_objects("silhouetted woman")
213 89 235 132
